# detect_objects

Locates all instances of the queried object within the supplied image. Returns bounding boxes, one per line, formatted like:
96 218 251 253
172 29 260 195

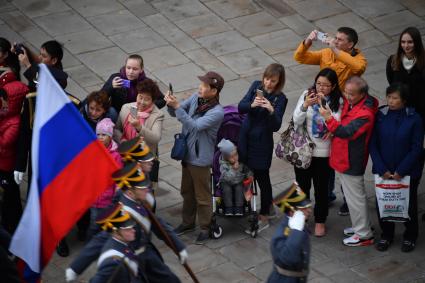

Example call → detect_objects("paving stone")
370 10 425 37
289 64 320 85
62 49 82 69
197 30 255 56
256 0 295 18
357 29 392 50
204 0 262 20
87 9 146 36
352 256 425 283
34 10 92 37
218 47 276 76
228 11 286 37
184 48 238 81
362 48 388 75
250 29 302 55
66 78 88 100
248 259 273 281
217 78 251 105
64 0 125 17
153 63 204 92
77 47 127 80
0 10 35 33
401 0 425 16
309 277 334 283
0 23 24 43
152 0 210 21
0 0 15 12
314 12 373 35
338 0 406 19
119 0 158 18
272 51 301 68
195 262 259 283
175 13 231 39
279 14 316 36
287 0 348 21
12 0 70 18
219 237 271 269
143 13 200 52
109 27 167 53
65 64 103 87
155 180 183 210
141 45 190 72
56 28 114 55
18 26 53 49
377 41 399 57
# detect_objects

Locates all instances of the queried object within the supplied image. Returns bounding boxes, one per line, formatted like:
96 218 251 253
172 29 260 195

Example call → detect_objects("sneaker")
224 207 233 216
338 202 349 216
174 224 195 236
376 239 392 252
401 240 416 253
56 239 69 257
343 227 355 236
343 234 374 247
234 207 243 216
245 219 270 235
195 230 210 245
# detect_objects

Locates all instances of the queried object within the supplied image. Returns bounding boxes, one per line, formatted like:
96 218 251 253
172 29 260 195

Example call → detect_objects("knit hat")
217 138 236 156
96 118 114 137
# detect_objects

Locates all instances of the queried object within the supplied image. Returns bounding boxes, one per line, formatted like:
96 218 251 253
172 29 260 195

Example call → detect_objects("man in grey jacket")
165 72 225 244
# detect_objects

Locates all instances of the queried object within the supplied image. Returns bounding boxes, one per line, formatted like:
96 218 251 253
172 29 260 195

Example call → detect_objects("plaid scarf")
195 97 219 115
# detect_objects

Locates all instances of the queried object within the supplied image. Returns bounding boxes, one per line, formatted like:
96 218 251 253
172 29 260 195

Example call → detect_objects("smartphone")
317 31 327 41
321 98 327 107
14 43 24 55
130 106 138 118
308 87 317 97
122 79 131 88
169 83 173 94
256 89 264 98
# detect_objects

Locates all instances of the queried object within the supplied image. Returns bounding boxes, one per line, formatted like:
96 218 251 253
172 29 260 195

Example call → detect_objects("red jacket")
326 94 378 175
0 80 29 171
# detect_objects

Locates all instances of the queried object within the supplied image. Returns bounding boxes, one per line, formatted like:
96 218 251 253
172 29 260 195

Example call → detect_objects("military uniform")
267 183 312 283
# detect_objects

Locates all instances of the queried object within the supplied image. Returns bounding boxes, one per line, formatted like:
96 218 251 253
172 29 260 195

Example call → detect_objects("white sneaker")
343 227 355 236
343 234 374 247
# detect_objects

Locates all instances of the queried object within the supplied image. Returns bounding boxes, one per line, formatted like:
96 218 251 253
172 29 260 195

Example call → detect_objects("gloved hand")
288 210 305 231
179 249 188 265
13 171 24 185
65 268 78 282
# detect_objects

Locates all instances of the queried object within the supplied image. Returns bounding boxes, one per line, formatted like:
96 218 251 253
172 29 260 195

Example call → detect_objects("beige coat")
114 102 164 154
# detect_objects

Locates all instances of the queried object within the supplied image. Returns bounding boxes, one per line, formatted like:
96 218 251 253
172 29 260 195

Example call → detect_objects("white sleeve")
292 90 309 126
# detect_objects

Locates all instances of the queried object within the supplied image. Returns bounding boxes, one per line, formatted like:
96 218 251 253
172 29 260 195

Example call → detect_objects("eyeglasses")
315 82 332 88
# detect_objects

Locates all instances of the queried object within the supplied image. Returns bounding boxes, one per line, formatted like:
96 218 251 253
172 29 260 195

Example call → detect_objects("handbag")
275 119 315 169
171 133 189 161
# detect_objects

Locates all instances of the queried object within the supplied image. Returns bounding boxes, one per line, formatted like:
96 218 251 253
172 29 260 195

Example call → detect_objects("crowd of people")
0 23 424 282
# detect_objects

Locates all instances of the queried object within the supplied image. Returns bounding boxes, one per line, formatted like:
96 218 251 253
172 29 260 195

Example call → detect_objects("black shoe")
224 207 233 216
338 202 349 216
195 230 210 245
401 240 416 253
234 207 243 216
375 239 392 252
56 239 69 257
174 224 195 236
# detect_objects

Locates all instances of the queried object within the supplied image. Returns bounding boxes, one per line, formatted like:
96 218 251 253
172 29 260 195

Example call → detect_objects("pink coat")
92 141 122 208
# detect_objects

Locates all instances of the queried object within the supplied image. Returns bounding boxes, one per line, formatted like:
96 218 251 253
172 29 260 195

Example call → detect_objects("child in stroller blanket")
217 138 253 216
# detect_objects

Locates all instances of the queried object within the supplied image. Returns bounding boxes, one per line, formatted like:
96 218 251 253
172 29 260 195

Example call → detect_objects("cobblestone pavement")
2 0 425 282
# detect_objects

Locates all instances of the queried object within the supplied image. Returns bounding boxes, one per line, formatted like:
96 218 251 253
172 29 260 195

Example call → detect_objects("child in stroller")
217 138 253 216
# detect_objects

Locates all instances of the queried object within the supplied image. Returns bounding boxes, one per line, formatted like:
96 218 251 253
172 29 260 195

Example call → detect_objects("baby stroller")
209 105 259 239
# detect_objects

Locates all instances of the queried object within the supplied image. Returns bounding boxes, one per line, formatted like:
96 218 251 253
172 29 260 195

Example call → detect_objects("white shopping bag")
374 175 410 222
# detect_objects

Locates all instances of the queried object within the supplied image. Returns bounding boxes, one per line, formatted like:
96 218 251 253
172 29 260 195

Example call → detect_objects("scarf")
402 55 416 73
122 104 154 141
195 96 219 115
119 67 146 103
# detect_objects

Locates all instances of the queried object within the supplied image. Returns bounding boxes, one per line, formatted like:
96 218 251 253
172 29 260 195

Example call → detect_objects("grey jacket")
219 157 252 185
168 93 224 167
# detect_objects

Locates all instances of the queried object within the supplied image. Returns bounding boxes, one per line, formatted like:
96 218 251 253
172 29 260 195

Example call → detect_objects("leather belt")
275 265 307 277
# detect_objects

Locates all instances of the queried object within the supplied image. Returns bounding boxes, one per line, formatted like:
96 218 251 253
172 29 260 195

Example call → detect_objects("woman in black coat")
238 63 287 233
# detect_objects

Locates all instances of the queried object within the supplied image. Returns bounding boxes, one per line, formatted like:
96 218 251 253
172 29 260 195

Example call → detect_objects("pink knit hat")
96 118 115 137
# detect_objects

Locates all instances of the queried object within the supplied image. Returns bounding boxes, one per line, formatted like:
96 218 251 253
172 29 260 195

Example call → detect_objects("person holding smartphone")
102 54 166 116
292 68 342 237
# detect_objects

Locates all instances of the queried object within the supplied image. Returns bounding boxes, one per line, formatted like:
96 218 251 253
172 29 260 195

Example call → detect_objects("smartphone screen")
317 31 327 41
130 106 138 118
321 98 327 107
256 89 264 98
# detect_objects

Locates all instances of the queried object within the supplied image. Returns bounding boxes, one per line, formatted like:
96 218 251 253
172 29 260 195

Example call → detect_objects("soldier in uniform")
90 203 141 283
66 161 187 283
267 182 312 283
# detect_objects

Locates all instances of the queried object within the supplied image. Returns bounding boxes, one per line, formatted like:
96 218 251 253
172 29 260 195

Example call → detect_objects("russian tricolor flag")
9 64 119 277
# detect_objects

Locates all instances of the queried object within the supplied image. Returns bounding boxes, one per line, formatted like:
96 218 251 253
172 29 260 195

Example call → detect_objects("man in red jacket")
319 76 378 247
0 80 28 234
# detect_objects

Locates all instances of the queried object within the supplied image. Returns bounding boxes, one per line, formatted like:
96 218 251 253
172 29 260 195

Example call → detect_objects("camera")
317 31 327 41
14 43 24 56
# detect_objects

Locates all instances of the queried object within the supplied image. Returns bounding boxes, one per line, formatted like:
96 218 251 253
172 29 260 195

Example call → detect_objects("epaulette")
26 92 37 98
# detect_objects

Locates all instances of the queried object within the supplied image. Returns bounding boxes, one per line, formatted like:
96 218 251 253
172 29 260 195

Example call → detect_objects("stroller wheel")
211 225 223 239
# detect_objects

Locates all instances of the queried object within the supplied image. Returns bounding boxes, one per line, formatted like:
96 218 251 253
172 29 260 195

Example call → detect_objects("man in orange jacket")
294 27 367 90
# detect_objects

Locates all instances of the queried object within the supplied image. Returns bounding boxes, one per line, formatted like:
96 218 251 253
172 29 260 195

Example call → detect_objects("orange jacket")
294 41 367 89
